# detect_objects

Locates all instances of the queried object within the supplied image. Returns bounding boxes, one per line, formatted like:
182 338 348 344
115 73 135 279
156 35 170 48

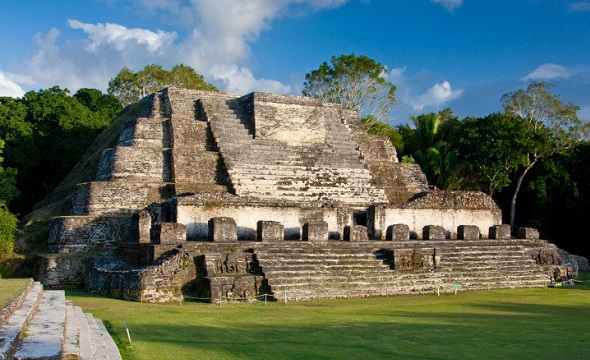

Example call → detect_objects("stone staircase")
254 242 550 300
0 281 121 360
203 96 389 206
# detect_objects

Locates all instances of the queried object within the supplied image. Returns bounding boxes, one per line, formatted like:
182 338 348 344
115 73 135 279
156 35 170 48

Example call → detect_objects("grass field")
0 278 29 309
66 282 590 360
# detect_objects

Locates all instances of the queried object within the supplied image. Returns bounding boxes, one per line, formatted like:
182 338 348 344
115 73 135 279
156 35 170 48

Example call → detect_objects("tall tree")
108 64 217 106
74 88 122 119
0 87 119 214
302 53 397 128
501 81 589 225
454 113 545 197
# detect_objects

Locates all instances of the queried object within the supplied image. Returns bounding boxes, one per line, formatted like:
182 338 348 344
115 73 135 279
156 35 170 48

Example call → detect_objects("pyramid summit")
37 88 569 302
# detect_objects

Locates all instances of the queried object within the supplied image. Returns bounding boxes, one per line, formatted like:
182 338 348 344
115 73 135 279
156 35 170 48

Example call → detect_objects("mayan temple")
36 87 572 302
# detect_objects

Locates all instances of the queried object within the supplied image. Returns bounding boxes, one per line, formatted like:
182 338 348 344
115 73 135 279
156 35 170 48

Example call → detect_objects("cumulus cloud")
410 81 463 111
68 20 177 53
210 64 292 94
522 63 587 81
0 72 26 97
430 0 463 12
567 2 590 12
12 0 350 94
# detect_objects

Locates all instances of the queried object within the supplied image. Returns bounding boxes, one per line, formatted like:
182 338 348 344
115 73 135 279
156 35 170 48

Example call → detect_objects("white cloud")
0 72 25 97
522 63 587 81
430 0 463 12
68 20 177 53
210 64 292 94
12 0 349 95
410 81 463 111
567 2 590 12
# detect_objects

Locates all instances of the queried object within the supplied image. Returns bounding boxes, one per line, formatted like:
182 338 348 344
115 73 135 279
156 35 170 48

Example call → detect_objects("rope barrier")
177 283 465 306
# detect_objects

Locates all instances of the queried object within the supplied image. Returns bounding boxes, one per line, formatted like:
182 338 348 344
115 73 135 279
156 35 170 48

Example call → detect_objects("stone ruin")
36 87 577 302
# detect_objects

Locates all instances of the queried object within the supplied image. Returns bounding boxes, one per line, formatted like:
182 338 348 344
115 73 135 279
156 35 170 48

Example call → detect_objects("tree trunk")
510 166 531 226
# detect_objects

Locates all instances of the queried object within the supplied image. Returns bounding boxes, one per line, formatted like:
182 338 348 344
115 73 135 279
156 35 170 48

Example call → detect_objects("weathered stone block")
150 223 186 244
386 224 409 241
257 220 284 242
302 220 329 242
208 217 237 242
489 224 511 240
344 225 369 241
208 275 264 302
517 227 540 239
457 225 480 240
133 210 152 243
423 225 445 240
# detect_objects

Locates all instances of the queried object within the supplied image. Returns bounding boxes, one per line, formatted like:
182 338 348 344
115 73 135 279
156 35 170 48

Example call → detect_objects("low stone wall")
368 192 502 239
174 196 352 240
87 249 193 303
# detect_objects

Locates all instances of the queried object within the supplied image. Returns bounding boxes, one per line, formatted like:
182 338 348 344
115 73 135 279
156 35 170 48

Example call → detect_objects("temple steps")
0 281 121 360
253 243 549 300
202 96 389 205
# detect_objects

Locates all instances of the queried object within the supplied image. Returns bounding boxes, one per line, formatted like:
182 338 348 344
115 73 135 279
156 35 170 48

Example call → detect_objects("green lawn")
0 278 30 309
67 282 590 360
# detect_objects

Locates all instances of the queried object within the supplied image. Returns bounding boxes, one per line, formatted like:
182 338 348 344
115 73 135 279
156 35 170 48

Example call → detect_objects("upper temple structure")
37 88 575 302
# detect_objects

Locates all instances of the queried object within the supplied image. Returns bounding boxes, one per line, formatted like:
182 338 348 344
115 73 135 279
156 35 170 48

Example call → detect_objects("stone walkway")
0 280 121 360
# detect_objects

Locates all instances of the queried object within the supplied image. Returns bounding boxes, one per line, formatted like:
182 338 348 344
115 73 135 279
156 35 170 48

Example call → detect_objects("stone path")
0 281 121 360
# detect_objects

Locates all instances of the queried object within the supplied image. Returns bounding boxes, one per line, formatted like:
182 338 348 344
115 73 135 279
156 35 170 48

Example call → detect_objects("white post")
125 322 132 345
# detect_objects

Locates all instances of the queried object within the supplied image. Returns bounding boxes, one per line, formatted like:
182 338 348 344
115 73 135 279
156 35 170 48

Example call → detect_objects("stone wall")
252 93 330 145
96 147 171 182
366 163 428 205
117 117 170 147
71 181 173 216
36 254 91 289
174 195 352 240
47 215 133 253
87 249 193 303
368 192 502 239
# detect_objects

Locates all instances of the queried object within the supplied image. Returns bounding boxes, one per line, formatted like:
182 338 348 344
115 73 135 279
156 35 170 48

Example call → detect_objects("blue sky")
0 0 589 124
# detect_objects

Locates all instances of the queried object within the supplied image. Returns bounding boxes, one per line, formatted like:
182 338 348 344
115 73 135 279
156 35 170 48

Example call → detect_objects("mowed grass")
66 282 590 360
0 278 30 309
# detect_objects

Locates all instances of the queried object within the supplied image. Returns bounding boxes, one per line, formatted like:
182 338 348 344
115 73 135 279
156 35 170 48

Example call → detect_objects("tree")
0 203 18 258
0 87 118 214
0 140 19 205
501 81 589 225
0 140 18 258
455 113 545 197
519 142 590 257
302 53 397 128
108 64 218 106
74 88 122 119
399 110 460 189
